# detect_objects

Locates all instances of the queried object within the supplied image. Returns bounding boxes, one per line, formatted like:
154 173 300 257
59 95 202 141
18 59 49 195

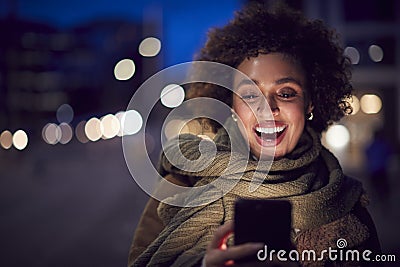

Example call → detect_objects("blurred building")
0 15 145 141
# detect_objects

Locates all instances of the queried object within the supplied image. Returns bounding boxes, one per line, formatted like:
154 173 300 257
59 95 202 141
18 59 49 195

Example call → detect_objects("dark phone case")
234 198 292 250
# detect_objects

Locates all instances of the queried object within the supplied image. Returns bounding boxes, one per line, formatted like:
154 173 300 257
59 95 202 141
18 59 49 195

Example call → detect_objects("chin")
272 152 285 160
251 147 275 160
252 145 288 160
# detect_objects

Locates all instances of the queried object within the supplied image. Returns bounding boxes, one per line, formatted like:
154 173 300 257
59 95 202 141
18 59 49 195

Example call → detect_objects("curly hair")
186 1 353 133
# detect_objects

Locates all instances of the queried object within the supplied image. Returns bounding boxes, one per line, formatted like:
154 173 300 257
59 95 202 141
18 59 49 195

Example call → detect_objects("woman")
129 2 381 266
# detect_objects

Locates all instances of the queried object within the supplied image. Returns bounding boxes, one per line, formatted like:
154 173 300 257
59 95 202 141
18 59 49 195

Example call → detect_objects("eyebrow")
235 76 303 89
275 77 303 87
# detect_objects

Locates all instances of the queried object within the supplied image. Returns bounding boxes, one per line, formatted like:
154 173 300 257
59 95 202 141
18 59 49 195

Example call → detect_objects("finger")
208 221 234 250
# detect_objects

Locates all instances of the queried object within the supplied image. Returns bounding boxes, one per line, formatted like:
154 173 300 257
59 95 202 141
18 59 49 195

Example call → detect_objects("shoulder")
294 190 381 265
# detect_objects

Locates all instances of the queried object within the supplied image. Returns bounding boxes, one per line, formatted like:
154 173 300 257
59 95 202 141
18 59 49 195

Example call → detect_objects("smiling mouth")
254 125 287 141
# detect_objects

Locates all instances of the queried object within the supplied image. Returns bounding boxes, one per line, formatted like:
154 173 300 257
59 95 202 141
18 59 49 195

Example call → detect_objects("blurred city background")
0 0 399 266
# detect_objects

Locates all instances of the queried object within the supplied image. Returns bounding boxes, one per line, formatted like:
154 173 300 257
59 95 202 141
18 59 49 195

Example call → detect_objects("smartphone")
234 198 292 251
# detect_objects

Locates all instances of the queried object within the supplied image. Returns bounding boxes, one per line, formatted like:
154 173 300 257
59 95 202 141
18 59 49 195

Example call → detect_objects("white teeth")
255 126 286 134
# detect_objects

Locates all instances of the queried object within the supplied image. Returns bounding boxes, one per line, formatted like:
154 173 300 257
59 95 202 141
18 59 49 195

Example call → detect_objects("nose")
257 95 279 117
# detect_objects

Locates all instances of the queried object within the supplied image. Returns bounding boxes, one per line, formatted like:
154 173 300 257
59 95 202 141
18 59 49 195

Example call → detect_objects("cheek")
236 107 253 122
286 104 306 130
233 100 253 122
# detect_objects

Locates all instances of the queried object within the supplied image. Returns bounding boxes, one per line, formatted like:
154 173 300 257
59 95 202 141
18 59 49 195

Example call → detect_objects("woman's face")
233 53 312 159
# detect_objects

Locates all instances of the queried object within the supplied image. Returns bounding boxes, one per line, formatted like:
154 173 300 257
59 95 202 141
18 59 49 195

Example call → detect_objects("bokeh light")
139 37 161 57
122 110 143 135
75 121 89 143
360 94 382 114
368 45 384 62
12 130 28 150
160 84 185 108
349 95 360 115
0 130 13 149
115 111 125 137
100 114 120 139
114 59 135 80
56 103 74 123
85 117 102 141
325 125 350 149
43 123 61 145
59 123 73 144
344 46 360 64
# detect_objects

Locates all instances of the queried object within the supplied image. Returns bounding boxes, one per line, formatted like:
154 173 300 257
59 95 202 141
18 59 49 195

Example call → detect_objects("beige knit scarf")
133 119 364 267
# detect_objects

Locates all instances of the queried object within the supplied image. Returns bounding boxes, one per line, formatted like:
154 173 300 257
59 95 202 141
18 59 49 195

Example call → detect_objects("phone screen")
234 198 292 251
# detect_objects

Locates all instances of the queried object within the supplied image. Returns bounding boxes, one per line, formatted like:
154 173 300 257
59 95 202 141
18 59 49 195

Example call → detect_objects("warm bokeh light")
114 59 135 80
85 117 102 141
138 37 161 57
100 114 120 139
43 123 61 145
344 46 360 64
360 94 382 114
122 110 143 135
12 130 28 150
0 130 13 149
368 45 384 62
160 84 185 108
42 123 50 144
75 121 89 143
59 123 73 144
325 125 350 149
115 111 125 137
349 95 360 115
164 119 190 140
56 103 74 123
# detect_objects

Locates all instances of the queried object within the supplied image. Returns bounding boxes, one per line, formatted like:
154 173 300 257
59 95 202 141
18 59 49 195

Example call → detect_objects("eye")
236 88 260 102
277 88 297 99
241 94 259 100
279 93 296 98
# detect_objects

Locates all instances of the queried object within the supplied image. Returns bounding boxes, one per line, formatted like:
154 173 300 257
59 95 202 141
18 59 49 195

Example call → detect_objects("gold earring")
231 113 238 122
307 112 314 121
231 109 238 122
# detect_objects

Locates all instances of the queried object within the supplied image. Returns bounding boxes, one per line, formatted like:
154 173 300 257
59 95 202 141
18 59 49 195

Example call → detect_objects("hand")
203 221 264 267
